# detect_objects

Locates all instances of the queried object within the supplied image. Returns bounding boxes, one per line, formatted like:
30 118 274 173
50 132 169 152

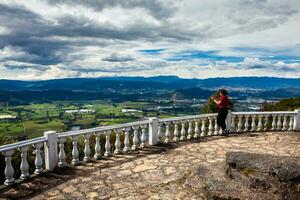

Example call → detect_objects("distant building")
0 114 16 119
156 106 173 110
0 114 17 122
121 109 142 113
65 109 95 114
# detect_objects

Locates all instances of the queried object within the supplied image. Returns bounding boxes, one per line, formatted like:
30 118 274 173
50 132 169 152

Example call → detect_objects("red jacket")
217 95 229 109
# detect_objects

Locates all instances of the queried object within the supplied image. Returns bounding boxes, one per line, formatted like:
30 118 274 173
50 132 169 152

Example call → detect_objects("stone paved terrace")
0 131 299 200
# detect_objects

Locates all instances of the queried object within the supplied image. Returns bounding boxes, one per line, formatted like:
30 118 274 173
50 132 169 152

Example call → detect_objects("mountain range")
0 76 299 91
0 76 299 105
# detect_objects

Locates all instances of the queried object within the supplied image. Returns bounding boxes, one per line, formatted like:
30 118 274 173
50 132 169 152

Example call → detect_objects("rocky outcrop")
186 151 300 200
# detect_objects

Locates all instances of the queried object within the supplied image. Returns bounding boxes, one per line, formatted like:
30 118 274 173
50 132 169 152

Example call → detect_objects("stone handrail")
0 137 47 185
0 110 299 186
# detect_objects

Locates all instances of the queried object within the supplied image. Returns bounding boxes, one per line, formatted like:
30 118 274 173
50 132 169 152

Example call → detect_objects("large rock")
185 152 300 200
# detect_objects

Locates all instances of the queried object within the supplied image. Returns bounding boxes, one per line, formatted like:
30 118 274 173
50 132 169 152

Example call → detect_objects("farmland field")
0 100 200 142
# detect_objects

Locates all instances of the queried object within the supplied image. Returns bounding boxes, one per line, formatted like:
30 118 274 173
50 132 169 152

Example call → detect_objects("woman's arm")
211 97 221 105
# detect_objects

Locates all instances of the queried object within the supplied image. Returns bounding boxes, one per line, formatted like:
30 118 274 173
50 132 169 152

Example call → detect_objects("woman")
211 89 229 136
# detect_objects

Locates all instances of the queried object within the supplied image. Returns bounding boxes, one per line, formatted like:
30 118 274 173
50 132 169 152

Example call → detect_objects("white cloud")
0 0 299 80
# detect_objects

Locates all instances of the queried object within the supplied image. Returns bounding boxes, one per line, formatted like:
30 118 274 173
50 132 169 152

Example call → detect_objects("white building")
121 109 142 113
65 109 95 114
0 115 16 119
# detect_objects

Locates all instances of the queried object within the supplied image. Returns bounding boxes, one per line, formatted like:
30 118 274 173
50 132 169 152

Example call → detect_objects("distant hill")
262 97 300 111
172 87 300 100
0 76 299 91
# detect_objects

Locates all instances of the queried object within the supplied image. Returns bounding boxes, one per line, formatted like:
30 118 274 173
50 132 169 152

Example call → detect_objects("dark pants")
217 108 228 131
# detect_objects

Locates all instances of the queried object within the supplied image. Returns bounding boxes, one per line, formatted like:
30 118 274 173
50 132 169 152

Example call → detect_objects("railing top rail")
159 113 217 123
0 136 47 153
57 119 150 138
232 111 296 115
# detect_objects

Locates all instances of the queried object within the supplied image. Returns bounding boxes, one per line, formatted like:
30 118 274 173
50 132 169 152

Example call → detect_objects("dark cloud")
102 53 134 62
47 0 177 20
3 62 51 71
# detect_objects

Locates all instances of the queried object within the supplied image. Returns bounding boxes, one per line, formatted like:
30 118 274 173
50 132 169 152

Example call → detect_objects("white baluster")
187 120 193 139
123 127 130 153
194 119 200 138
3 150 15 185
251 115 256 131
288 115 294 131
230 115 236 131
114 129 122 154
71 135 79 165
173 121 179 142
214 117 219 135
276 115 282 131
104 130 112 156
271 115 277 130
20 146 29 179
83 133 91 161
282 115 288 131
244 115 250 132
58 138 66 166
140 125 147 148
165 122 171 143
131 126 139 150
157 123 162 143
94 132 101 159
201 118 206 137
208 117 213 136
180 121 186 140
257 115 263 131
263 115 269 131
237 115 243 132
34 143 43 174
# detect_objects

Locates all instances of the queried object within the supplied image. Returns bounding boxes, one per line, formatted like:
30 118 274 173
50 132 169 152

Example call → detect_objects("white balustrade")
276 115 282 131
208 117 213 136
3 150 15 185
271 115 277 130
282 115 288 131
230 115 236 131
165 123 171 143
180 121 186 140
257 115 263 131
140 125 147 148
250 115 256 131
244 115 250 132
104 130 112 157
214 117 219 135
83 133 91 161
58 138 66 166
132 126 140 150
71 136 79 165
200 118 206 137
94 132 101 159
20 146 29 179
263 115 269 131
34 143 44 174
288 115 294 131
187 120 193 139
114 129 122 154
194 119 200 138
123 127 131 153
173 122 179 142
237 116 243 132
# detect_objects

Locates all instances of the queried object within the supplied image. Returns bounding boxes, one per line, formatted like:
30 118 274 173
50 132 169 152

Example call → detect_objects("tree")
202 90 234 113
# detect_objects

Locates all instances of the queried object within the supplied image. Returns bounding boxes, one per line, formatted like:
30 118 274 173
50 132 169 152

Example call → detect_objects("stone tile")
132 164 157 173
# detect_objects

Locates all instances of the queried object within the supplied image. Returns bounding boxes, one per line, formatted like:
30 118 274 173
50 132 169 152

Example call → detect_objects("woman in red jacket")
211 89 229 136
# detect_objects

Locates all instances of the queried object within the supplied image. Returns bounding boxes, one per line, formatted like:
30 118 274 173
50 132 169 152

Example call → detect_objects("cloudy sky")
0 0 299 80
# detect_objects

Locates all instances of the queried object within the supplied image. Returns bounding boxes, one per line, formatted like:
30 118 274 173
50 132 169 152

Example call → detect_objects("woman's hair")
219 88 228 96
